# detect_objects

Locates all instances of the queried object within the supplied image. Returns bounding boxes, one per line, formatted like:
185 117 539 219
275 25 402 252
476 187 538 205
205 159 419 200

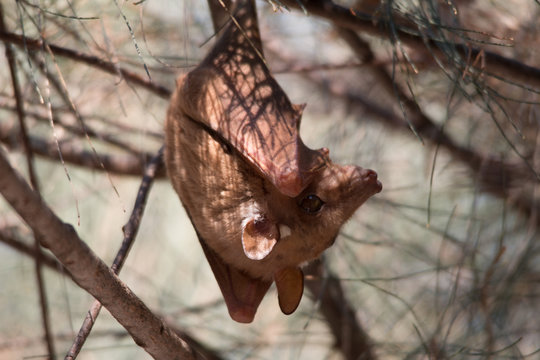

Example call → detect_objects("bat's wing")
177 0 330 198
170 0 313 323
201 231 305 321
179 67 329 197
199 235 271 323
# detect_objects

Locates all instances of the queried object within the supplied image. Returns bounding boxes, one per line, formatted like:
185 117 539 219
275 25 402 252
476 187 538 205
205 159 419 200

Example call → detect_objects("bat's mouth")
361 168 383 194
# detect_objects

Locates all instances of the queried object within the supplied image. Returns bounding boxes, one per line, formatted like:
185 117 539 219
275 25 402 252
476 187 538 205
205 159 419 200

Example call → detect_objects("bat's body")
165 0 381 323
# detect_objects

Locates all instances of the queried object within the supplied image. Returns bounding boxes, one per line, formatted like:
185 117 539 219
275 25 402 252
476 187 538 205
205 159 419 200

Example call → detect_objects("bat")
165 0 382 323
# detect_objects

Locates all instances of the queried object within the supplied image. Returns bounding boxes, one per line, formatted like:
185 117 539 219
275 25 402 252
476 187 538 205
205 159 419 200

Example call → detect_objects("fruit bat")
164 0 382 323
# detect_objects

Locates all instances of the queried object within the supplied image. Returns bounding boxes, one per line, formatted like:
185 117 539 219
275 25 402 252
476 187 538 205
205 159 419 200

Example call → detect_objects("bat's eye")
299 194 324 214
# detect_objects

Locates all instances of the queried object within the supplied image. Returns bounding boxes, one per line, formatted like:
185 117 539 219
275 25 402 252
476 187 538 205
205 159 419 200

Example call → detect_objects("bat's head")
243 162 382 268
296 163 383 238
232 160 381 321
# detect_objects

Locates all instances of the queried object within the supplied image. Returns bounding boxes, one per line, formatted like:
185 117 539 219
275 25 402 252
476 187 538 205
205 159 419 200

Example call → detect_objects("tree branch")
0 30 172 99
305 260 377 360
333 26 539 199
266 41 540 226
280 0 540 90
0 148 196 360
66 147 164 360
0 122 166 178
0 228 65 272
0 226 225 360
0 4 56 357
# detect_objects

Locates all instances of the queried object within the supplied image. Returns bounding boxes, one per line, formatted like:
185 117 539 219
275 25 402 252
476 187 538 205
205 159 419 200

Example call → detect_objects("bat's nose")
344 166 382 193
362 168 382 193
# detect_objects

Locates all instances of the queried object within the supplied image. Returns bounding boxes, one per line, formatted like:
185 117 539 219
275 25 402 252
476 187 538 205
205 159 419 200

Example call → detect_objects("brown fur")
165 0 381 322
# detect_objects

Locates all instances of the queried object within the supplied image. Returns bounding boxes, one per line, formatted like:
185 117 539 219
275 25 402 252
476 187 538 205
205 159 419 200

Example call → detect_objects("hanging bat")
165 0 382 323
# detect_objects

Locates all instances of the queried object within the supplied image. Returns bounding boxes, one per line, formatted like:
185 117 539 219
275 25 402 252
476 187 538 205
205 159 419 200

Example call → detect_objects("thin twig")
0 228 66 273
65 147 164 360
21 52 155 157
0 4 56 358
0 31 172 98
0 123 165 178
304 260 377 360
0 101 158 157
280 0 540 90
0 94 163 140
38 42 127 213
0 226 224 360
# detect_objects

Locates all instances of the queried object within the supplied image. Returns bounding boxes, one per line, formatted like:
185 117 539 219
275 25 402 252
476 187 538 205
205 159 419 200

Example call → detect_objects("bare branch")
305 260 377 360
0 4 56 357
0 122 166 178
66 147 164 360
0 226 224 360
0 30 172 98
0 228 65 272
0 149 196 360
280 0 540 90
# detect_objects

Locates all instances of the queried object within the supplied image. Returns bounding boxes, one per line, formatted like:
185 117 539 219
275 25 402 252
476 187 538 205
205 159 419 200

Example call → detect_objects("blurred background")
0 0 539 359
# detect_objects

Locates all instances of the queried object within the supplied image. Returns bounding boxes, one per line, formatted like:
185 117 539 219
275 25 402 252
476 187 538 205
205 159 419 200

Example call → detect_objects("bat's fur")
165 0 381 322
166 99 381 279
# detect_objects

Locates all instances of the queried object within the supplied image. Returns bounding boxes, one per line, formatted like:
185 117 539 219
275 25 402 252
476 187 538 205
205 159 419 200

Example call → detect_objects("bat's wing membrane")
177 0 330 198
199 235 271 323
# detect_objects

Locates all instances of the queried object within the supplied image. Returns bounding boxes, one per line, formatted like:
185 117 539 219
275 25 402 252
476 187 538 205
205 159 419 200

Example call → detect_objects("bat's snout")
343 165 382 194
360 168 383 194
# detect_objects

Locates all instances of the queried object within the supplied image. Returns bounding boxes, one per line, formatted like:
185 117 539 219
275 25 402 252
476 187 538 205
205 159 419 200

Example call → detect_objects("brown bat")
165 0 381 323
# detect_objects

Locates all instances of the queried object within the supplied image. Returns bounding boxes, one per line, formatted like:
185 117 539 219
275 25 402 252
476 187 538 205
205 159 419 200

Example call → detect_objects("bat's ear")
275 267 304 315
174 73 186 87
242 216 279 260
